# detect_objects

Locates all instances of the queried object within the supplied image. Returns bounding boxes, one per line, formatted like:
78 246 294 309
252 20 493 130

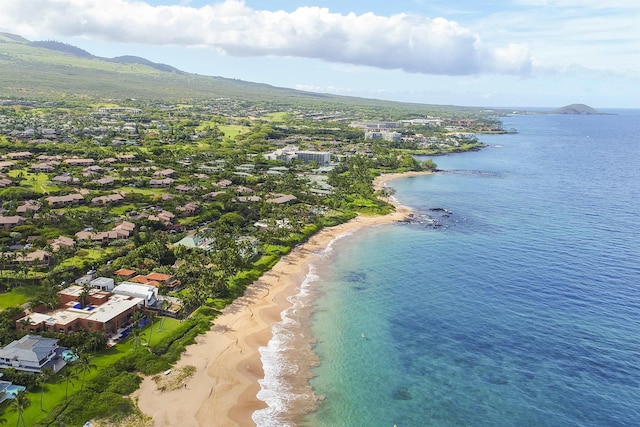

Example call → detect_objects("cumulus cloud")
0 0 532 75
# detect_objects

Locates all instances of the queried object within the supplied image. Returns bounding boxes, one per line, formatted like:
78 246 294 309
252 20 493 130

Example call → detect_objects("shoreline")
133 170 430 426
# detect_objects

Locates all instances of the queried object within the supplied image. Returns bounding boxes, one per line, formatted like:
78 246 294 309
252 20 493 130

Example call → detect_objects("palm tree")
84 331 107 352
145 312 157 347
10 390 30 427
78 283 92 309
129 327 147 351
158 299 170 331
35 367 53 412
59 368 77 401
75 353 96 391
132 310 145 329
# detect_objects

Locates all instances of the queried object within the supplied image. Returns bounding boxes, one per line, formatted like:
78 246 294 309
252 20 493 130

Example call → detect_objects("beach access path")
133 171 429 426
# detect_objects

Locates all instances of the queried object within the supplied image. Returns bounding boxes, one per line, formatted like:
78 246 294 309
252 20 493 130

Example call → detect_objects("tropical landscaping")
0 33 512 426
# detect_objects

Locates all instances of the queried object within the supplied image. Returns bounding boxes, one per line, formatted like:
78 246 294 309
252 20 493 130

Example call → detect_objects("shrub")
106 372 142 395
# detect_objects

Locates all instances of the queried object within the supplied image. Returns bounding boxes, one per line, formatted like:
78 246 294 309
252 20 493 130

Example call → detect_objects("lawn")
6 317 184 426
0 285 40 309
56 248 105 270
109 203 138 216
263 112 291 122
218 124 249 139
7 169 58 194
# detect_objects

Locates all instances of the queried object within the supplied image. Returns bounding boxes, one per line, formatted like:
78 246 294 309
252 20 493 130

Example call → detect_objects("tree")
132 310 145 329
59 368 77 401
75 353 96 391
10 390 30 427
129 327 147 351
35 367 53 412
145 312 157 347
158 299 170 331
78 283 92 309
84 331 107 353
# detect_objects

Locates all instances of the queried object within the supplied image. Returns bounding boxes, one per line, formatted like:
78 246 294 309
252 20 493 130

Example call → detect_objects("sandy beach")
133 171 429 426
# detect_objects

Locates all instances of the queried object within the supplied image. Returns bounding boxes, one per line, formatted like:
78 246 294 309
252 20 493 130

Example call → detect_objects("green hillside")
0 32 495 117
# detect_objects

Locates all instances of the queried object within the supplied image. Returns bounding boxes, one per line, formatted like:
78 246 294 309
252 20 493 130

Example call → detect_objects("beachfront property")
17 286 143 336
0 335 68 373
112 282 159 308
91 276 115 292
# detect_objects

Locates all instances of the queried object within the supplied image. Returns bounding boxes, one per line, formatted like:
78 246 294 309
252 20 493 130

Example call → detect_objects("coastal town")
0 98 501 425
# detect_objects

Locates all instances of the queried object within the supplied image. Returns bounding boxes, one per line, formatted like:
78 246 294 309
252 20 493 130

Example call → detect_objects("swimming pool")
62 349 78 362
6 385 26 397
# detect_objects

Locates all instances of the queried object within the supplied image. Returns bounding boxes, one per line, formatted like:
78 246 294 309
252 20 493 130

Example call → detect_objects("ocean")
254 110 640 427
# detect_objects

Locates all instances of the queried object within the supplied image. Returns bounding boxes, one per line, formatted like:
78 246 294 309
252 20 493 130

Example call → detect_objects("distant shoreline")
133 170 431 426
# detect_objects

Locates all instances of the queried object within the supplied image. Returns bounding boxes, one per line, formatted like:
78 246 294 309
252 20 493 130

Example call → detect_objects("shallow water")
256 110 640 426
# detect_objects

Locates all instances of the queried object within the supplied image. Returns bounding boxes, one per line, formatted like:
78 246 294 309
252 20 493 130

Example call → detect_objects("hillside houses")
91 193 124 205
75 221 135 242
16 200 40 214
45 193 85 207
0 215 24 230
64 158 96 166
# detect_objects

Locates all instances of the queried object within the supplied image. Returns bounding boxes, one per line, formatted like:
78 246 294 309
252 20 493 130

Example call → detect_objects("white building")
264 145 331 166
364 130 402 142
91 277 115 292
0 335 66 373
113 282 158 308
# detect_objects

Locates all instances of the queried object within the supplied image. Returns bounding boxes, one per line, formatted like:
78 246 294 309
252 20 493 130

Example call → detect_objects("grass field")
6 317 184 427
0 285 40 309
263 112 291 122
218 124 250 139
8 169 58 194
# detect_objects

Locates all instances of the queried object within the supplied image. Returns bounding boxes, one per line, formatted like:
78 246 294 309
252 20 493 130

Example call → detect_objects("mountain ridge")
0 31 496 116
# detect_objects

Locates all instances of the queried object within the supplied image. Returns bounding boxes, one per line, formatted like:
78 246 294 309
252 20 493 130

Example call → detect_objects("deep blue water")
301 110 640 426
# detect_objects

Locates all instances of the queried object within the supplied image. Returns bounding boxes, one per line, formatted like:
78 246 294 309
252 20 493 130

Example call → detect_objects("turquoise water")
6 384 26 397
255 110 640 426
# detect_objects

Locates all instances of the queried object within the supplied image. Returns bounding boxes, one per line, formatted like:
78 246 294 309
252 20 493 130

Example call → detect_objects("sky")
1 0 639 108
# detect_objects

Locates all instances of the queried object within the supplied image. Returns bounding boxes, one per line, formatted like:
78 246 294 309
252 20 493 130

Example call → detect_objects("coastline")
133 170 430 426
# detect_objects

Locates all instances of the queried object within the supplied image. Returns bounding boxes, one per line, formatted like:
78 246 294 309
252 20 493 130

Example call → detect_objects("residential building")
91 277 115 292
64 158 95 166
0 335 66 373
112 282 159 308
297 151 331 166
48 236 74 252
0 215 25 230
16 200 41 214
45 193 85 207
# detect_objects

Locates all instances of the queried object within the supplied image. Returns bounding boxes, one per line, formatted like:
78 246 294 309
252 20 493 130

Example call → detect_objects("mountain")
29 40 94 58
554 104 603 115
0 32 487 116
105 55 182 73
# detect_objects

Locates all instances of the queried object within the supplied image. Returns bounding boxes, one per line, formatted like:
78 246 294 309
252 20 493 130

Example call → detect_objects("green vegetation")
0 31 509 426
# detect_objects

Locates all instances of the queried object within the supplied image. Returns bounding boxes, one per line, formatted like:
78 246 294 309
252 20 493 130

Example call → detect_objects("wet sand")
133 171 429 426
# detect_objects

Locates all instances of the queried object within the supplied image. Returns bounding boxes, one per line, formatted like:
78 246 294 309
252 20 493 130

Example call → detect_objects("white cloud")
0 0 532 76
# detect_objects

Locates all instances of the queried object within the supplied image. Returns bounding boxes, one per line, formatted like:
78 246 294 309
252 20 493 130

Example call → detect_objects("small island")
554 104 604 115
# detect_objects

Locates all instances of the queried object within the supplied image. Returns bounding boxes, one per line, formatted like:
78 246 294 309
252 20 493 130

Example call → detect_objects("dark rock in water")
554 103 603 115
343 271 367 283
392 388 412 400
